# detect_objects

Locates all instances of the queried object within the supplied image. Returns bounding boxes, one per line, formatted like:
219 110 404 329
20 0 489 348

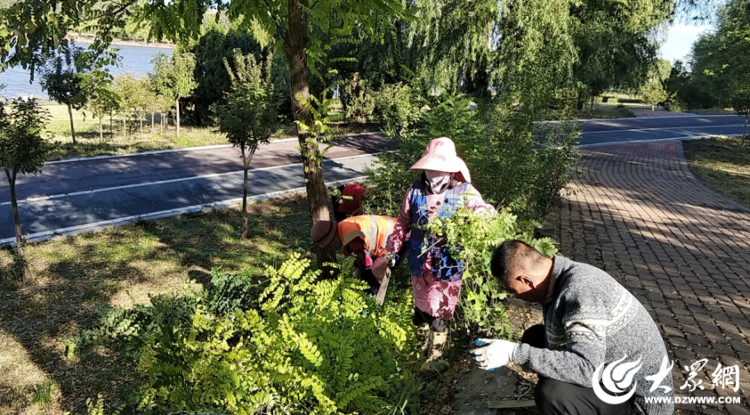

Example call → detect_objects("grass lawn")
685 107 737 116
683 136 750 209
40 104 381 161
0 195 314 415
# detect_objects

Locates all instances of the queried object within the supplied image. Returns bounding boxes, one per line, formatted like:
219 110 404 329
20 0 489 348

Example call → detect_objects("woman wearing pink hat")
385 136 495 373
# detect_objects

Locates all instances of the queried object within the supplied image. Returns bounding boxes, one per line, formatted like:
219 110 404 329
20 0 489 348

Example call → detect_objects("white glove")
469 338 519 371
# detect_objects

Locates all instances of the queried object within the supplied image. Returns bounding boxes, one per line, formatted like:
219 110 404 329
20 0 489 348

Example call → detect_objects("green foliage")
213 49 280 238
0 0 128 73
294 83 344 166
38 46 109 142
112 74 157 136
686 0 750 110
372 83 422 138
151 52 198 135
214 50 279 153
363 95 579 222
31 383 54 405
730 79 750 146
74 256 419 415
422 205 557 335
182 22 274 123
343 79 376 123
0 99 51 177
640 79 669 110
151 53 198 100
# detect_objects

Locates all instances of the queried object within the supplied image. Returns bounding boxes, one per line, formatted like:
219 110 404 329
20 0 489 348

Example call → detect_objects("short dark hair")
491 240 544 286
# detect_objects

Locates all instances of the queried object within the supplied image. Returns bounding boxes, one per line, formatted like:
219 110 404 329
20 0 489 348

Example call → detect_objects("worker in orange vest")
310 215 398 294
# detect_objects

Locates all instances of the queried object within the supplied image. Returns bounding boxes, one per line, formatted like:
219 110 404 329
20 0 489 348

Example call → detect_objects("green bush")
363 95 579 223
74 256 420 415
423 205 557 336
371 83 423 138
343 80 376 123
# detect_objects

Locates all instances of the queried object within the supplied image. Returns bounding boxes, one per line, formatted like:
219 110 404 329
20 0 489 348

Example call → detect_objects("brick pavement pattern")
558 140 750 415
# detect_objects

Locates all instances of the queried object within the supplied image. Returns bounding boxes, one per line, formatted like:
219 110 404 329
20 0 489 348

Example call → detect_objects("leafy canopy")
0 99 51 176
214 50 280 152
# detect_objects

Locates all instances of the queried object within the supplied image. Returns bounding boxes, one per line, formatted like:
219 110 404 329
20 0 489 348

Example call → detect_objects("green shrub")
363 95 579 223
371 83 423 138
75 256 420 415
422 205 557 336
343 80 376 123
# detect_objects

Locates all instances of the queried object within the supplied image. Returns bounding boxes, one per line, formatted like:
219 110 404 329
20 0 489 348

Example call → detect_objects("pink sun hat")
410 137 471 183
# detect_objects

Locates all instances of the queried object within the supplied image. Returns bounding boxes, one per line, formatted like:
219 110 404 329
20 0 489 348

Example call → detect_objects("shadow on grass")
0 195 313 415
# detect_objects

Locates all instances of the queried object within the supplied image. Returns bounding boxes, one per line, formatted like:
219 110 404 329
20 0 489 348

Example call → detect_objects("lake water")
0 43 174 101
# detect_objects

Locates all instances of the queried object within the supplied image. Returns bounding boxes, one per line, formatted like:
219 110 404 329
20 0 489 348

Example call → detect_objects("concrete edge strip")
673 141 750 215
45 132 385 165
574 133 745 148
0 176 367 247
1 152 383 208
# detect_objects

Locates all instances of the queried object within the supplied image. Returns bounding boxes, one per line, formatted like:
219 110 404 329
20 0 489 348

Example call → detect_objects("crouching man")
471 240 674 415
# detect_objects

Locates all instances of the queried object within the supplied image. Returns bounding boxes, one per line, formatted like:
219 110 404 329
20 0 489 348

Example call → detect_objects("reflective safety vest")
407 180 469 282
339 215 397 258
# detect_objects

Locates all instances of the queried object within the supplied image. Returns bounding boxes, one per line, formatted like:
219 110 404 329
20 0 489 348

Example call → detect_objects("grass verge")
40 104 381 161
686 107 736 116
683 136 750 209
0 195 313 415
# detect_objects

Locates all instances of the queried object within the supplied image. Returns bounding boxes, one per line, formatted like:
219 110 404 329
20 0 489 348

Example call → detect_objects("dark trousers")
522 325 637 415
413 307 447 332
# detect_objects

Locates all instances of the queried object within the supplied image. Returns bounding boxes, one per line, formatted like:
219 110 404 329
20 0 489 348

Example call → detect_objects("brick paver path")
558 141 750 415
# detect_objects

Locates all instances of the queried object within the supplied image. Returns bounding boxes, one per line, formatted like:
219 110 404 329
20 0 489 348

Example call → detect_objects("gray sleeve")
513 292 609 387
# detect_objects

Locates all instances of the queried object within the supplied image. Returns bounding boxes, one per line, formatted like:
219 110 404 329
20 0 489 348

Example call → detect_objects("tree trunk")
139 112 143 135
109 113 113 138
176 99 181 136
742 114 748 148
5 168 28 281
240 146 255 239
67 104 77 144
99 117 103 141
576 91 585 111
123 117 127 137
284 0 337 273
160 112 164 133
651 103 655 111
151 113 155 134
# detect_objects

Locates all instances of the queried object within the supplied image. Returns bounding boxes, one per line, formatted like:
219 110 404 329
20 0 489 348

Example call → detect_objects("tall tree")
0 99 51 280
213 50 280 239
38 48 91 144
136 0 407 267
151 53 197 136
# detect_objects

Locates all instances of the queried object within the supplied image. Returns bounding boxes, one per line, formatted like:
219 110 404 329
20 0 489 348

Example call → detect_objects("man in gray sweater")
470 240 674 415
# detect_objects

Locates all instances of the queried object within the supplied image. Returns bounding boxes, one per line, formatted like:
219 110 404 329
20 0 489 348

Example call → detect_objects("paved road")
574 114 747 146
0 133 391 244
1 115 746 244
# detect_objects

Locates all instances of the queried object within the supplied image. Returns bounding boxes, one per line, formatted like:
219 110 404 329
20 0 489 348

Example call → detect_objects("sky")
659 23 716 65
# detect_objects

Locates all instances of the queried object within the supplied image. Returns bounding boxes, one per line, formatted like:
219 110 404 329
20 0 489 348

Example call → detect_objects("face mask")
425 170 451 194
